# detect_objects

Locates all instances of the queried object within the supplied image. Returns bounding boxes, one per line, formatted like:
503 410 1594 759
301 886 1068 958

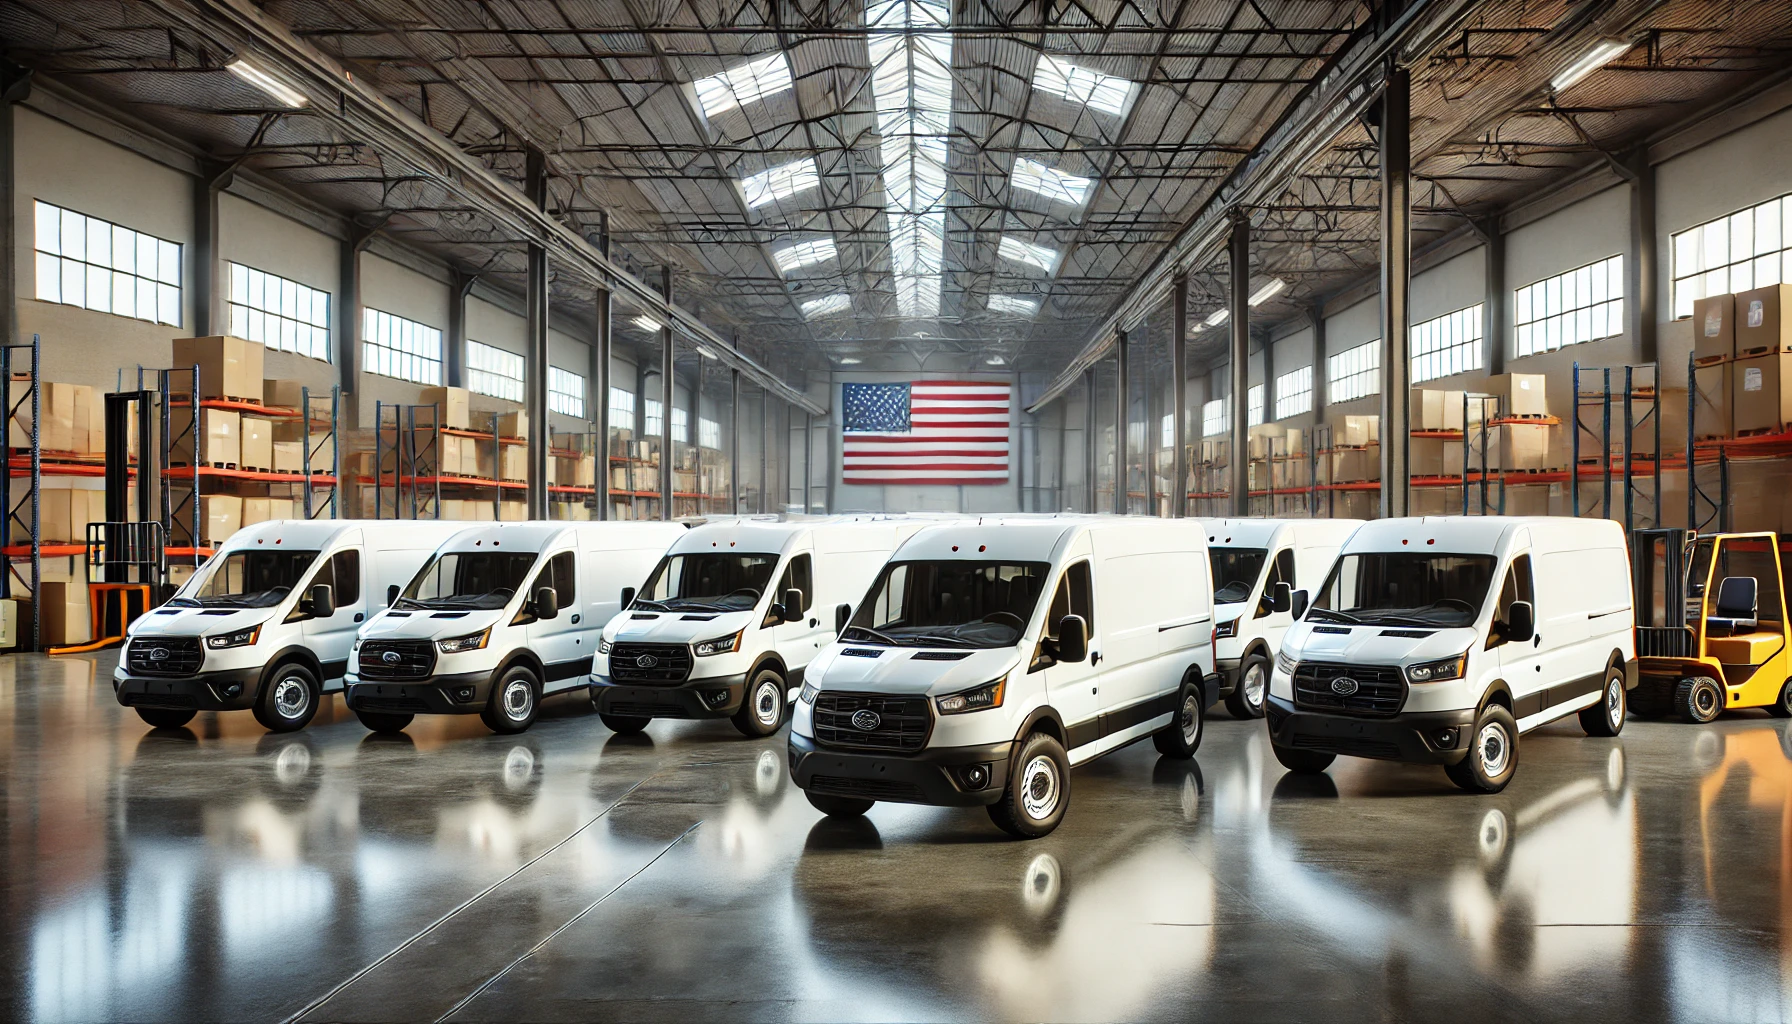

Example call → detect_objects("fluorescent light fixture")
695 345 717 360
838 356 863 365
1010 157 1093 207
986 355 1007 366
987 294 1039 316
1551 38 1632 93
227 60 307 108
869 0 954 317
1032 54 1136 117
693 53 793 118
1248 278 1287 306
772 239 838 273
998 236 1059 273
632 315 664 334
741 158 819 208
801 294 853 319
1204 308 1230 327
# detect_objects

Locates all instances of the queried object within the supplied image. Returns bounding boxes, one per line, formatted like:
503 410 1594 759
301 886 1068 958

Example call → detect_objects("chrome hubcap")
1243 662 1267 708
503 681 533 720
755 681 780 725
1696 686 1718 717
1606 680 1623 726
1478 722 1510 776
273 677 309 719
1180 694 1200 743
1019 754 1060 820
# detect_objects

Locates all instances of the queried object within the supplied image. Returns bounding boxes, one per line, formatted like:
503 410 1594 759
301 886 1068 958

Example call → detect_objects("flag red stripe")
844 476 1010 484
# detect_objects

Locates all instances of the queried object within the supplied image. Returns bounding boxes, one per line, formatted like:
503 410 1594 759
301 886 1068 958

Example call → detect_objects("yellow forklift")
1632 529 1792 722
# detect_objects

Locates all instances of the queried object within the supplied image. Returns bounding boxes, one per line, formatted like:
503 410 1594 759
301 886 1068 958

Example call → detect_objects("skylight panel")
801 294 853 319
988 295 1039 316
998 236 1059 273
868 0 953 319
741 158 819 208
632 315 664 334
773 239 838 273
1032 54 1137 117
693 53 793 118
1010 157 1093 207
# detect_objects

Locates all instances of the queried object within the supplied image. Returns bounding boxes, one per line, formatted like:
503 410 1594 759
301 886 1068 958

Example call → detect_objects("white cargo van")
788 515 1218 838
1266 516 1636 793
1199 518 1362 719
345 520 686 734
590 515 931 737
114 520 465 732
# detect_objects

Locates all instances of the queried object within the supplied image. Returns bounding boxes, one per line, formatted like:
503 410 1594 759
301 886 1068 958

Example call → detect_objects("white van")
1266 516 1636 792
345 520 687 734
788 515 1218 838
1199 518 1362 719
114 519 465 732
590 515 931 737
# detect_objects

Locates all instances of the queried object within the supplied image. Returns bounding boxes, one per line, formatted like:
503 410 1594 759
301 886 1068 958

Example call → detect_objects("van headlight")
799 681 818 704
206 624 263 649
437 628 491 654
597 638 612 655
1275 650 1297 675
1214 618 1239 639
693 631 743 657
1406 652 1468 683
937 675 1007 715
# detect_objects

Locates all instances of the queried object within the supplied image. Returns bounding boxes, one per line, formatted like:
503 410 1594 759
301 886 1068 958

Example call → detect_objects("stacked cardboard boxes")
1693 294 1736 439
1732 284 1792 435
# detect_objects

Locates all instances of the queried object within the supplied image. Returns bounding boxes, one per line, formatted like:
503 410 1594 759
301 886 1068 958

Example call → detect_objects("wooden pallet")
1736 426 1783 438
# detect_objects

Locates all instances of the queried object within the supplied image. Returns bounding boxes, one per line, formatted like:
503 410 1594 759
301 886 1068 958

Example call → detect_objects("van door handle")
1533 635 1541 647
1091 651 1102 665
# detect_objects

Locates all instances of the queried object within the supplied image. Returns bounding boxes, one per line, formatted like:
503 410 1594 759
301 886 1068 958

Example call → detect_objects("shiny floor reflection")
6 652 1791 1021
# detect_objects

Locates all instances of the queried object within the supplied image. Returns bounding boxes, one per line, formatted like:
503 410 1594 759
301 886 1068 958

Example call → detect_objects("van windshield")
844 561 1051 649
171 549 321 608
634 552 780 612
398 550 538 610
1309 552 1497 628
1209 547 1268 604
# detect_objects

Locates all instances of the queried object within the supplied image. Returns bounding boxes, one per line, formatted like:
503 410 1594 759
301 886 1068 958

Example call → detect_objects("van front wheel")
1152 676 1204 758
1445 705 1519 793
1225 653 1270 719
988 732 1070 839
1579 666 1627 737
732 669 787 738
482 667 540 734
254 663 320 733
1271 742 1334 774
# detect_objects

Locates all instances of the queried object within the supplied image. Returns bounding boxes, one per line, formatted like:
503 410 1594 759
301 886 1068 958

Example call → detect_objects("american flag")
842 380 1012 485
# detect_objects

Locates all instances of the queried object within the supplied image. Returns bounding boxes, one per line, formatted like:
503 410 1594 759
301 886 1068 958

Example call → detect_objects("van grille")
357 640 435 681
126 636 203 676
354 695 431 713
608 643 693 684
122 692 198 709
1294 733 1401 759
809 775 925 802
813 692 931 753
1292 661 1406 717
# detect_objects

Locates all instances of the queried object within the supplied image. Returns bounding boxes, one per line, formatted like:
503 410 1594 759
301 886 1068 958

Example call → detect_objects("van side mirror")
835 603 852 633
782 588 804 623
1270 582 1293 615
534 586 559 620
1291 588 1309 618
621 586 636 608
307 583 334 620
387 584 400 607
1055 614 1089 663
1505 600 1534 643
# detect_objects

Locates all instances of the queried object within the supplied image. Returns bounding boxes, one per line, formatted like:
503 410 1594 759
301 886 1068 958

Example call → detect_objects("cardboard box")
172 336 264 401
1693 362 1732 439
1692 294 1736 365
36 581 90 647
499 500 526 522
240 414 275 471
70 384 104 454
1496 422 1551 471
273 440 304 474
1486 373 1549 418
263 379 313 412
1733 351 1792 434
496 411 527 438
1736 284 1792 355
202 494 242 545
475 443 498 480
1411 486 1459 517
1501 484 1551 517
1411 389 1466 431
500 444 527 481
1332 415 1379 447
172 408 241 468
23 486 99 543
1330 446 1381 483
241 497 296 526
1410 436 1466 478
421 386 472 430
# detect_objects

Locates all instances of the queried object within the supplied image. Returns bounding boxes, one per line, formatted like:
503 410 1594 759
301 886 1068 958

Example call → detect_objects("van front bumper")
1264 694 1475 766
1215 658 1240 697
114 668 263 712
788 732 1013 807
589 672 751 720
345 671 493 716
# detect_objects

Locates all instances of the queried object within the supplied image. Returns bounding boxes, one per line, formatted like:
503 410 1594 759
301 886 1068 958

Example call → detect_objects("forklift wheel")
1675 676 1724 724
1768 678 1792 719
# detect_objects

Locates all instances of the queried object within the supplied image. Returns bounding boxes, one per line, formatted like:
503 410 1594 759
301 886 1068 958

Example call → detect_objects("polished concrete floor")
4 652 1790 1022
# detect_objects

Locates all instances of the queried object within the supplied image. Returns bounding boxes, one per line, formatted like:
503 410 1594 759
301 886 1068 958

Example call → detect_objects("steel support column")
1084 369 1097 513
759 388 768 513
1483 216 1505 377
730 366 740 513
1228 215 1251 517
1171 275 1189 517
659 267 674 521
1627 147 1658 365
523 149 551 520
1114 330 1129 515
446 269 475 389
193 163 228 337
1378 64 1412 518
803 412 814 513
593 213 611 520
0 67 28 348
1310 303 1328 411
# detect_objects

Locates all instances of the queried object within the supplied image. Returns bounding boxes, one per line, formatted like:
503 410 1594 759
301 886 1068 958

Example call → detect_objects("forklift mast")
1633 528 1696 658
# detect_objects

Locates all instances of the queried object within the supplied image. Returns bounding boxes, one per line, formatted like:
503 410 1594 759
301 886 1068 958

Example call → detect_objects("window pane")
34 201 58 255
86 265 109 313
35 253 59 303
61 210 84 261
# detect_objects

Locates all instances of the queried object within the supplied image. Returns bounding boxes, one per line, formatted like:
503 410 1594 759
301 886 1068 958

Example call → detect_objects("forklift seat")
1709 576 1759 633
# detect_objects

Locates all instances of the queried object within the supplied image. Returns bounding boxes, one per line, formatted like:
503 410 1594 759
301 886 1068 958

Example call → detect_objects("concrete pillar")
1482 217 1505 377
1627 147 1658 365
0 66 29 347
193 164 228 337
1228 215 1250 517
523 149 551 520
1171 275 1188 517
1378 64 1412 518
446 269 474 389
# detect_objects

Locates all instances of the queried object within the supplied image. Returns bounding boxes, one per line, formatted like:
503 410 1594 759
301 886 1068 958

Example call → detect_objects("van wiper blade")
164 597 200 608
841 626 899 646
1305 608 1361 624
909 632 980 648
631 598 671 611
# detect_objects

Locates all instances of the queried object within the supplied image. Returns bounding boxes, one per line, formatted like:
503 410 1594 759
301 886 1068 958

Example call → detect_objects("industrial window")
699 417 720 449
1274 366 1313 419
228 263 330 361
1202 398 1227 437
33 200 182 327
608 387 635 428
1515 256 1624 358
1411 303 1483 383
772 239 836 272
1009 157 1093 207
644 398 664 436
1247 384 1264 427
1671 195 1790 320
741 158 819 208
362 308 442 385
693 53 793 118
672 407 689 444
466 340 524 402
1032 54 1136 117
1327 340 1380 403
1161 413 1173 449
549 366 585 418
988 294 1038 316
998 236 1060 273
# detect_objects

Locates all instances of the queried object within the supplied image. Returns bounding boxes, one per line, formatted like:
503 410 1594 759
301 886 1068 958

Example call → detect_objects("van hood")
1282 619 1478 664
127 605 273 639
358 607 507 641
810 643 1021 696
605 609 758 643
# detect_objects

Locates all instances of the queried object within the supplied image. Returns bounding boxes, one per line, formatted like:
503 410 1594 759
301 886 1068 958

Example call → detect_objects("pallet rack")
1 335 47 650
373 403 515 520
1570 361 1661 533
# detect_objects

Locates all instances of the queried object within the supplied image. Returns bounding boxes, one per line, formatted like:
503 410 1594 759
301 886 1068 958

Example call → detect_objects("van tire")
1153 677 1204 758
135 707 196 729
254 662 320 733
1767 678 1792 719
1225 653 1270 719
599 712 651 734
1675 676 1724 724
806 791 873 817
355 710 412 733
731 668 787 738
482 667 540 734
988 732 1070 839
1578 665 1627 737
1271 742 1334 774
1445 704 1519 793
